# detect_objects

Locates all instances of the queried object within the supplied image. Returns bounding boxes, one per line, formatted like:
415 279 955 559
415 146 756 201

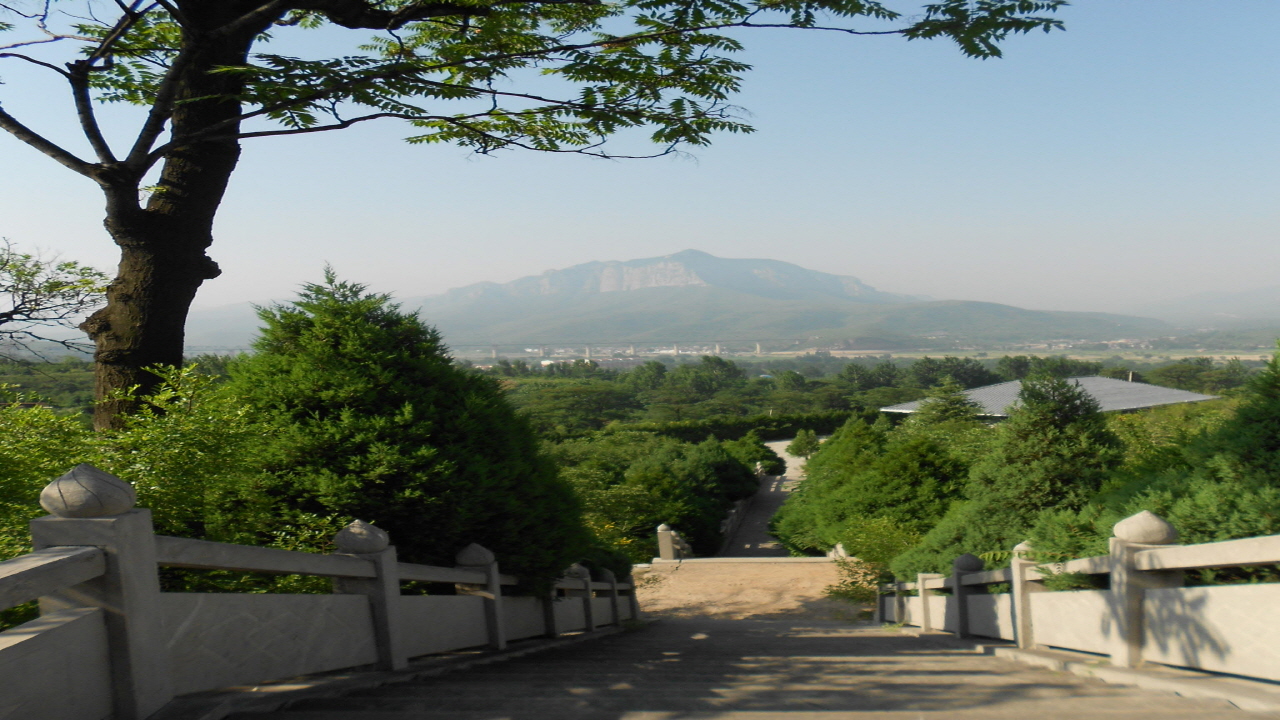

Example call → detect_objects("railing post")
332 520 407 670
566 563 595 632
656 524 677 561
600 568 622 626
951 553 984 639
1109 511 1182 668
917 573 943 633
29 465 173 720
456 543 507 651
542 587 561 638
624 574 641 622
1010 540 1043 650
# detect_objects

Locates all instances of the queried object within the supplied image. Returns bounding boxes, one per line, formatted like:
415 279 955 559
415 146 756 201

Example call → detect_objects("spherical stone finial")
657 524 671 532
565 563 591 580
952 553 985 572
455 543 496 567
40 464 136 518
1013 541 1034 558
334 520 390 554
1114 510 1178 545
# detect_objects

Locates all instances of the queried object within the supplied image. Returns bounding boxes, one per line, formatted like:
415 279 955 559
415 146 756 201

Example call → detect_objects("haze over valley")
181 250 1278 355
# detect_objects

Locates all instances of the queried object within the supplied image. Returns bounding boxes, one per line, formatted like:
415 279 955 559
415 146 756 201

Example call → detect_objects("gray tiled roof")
881 376 1218 418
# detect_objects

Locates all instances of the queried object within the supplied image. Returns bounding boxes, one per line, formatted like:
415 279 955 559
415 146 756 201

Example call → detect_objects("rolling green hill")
409 252 1169 346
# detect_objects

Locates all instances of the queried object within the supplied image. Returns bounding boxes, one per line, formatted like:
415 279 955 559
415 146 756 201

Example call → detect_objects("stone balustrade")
654 523 694 561
0 465 638 720
875 510 1280 682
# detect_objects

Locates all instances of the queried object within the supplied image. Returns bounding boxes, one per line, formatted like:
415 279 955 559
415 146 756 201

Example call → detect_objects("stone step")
232 709 1259 720
277 689 1238 713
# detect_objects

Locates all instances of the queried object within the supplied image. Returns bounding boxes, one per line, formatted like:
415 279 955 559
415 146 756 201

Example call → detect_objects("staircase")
229 616 1258 719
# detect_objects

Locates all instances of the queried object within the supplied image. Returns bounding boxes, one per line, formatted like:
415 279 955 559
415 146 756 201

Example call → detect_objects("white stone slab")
968 593 1016 641
400 595 488 658
159 593 377 695
554 596 587 632
0 608 112 720
502 596 546 642
592 597 615 626
1143 583 1280 681
1029 589 1113 655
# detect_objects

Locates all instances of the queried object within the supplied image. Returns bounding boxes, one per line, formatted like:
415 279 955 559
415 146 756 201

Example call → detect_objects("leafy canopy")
0 239 107 358
0 0 1064 174
225 270 592 581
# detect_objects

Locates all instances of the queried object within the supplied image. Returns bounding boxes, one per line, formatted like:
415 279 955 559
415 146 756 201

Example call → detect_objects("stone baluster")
542 585 561 639
333 520 407 670
29 464 173 720
456 543 507 650
893 581 907 624
1010 540 1043 649
624 574 641 622
916 573 944 633
951 553 984 639
1109 511 1182 668
600 568 621 626
656 524 677 561
566 564 595 632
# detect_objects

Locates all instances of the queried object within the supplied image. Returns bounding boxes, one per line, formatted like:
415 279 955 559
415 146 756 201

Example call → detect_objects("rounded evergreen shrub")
226 272 592 583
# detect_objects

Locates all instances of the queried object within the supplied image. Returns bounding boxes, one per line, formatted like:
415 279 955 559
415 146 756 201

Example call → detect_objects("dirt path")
716 439 805 558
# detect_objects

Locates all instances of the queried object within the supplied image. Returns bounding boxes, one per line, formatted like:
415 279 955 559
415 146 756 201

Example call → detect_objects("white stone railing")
654 523 694 561
0 465 639 720
875 510 1280 682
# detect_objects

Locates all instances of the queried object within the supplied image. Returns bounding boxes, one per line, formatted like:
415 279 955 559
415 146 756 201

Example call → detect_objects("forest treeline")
771 359 1280 593
486 351 1255 438
0 285 1270 628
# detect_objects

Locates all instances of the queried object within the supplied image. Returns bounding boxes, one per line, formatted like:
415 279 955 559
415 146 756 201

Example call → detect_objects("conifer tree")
227 270 591 580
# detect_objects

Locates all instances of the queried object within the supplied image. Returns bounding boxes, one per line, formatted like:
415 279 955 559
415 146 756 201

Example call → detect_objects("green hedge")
601 410 863 443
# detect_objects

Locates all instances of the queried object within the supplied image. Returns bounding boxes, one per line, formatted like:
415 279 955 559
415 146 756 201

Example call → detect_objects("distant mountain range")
185 250 1171 351
1135 286 1280 327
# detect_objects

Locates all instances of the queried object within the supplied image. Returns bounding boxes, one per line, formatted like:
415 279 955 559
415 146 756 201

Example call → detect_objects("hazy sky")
1 1 1277 315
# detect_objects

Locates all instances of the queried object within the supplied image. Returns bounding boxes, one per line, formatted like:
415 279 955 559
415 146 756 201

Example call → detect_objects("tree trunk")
80 10 266 429
80 217 223 429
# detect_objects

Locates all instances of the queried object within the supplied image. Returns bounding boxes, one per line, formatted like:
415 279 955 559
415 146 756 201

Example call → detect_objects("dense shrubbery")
776 349 1278 585
772 382 986 571
604 410 858 444
0 274 616 597
549 431 772 561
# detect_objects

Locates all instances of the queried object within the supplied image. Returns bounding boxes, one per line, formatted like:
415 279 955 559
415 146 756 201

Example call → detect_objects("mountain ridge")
183 251 1171 350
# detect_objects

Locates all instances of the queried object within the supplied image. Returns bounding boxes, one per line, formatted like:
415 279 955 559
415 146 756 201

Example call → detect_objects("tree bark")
80 7 269 429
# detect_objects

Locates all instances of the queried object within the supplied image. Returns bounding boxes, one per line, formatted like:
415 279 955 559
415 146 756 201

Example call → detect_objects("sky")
1 1 1277 316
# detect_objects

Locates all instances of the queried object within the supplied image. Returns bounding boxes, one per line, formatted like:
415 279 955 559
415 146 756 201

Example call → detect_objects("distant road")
716 439 805 558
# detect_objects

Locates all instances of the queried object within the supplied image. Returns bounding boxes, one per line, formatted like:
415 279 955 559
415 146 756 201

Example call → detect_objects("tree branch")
0 104 99 178
68 62 118 163
0 51 70 76
293 0 497 29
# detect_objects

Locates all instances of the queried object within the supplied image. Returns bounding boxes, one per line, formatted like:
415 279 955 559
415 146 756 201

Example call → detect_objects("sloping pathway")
716 440 804 558
230 614 1266 719
226 438 1271 720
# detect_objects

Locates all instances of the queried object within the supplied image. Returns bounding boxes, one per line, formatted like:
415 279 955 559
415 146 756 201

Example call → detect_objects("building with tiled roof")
880 376 1218 418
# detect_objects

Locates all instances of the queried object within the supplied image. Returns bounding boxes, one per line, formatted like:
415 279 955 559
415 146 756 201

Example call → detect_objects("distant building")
881 376 1218 419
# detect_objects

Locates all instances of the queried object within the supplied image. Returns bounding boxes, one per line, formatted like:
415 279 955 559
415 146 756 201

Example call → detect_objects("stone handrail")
875 510 1280 684
0 465 639 720
0 545 105 612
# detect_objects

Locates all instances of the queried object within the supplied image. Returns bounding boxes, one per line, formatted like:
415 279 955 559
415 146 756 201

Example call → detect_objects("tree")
0 239 107 357
787 427 820 458
909 376 984 425
224 270 592 580
891 374 1121 576
907 355 1000 389
0 1 1064 427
